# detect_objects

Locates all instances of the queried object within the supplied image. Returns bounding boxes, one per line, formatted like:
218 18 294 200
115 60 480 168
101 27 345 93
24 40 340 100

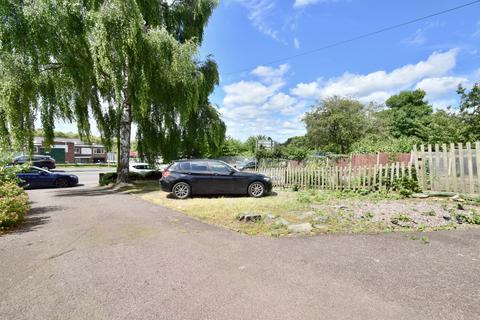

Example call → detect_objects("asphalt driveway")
1 170 479 320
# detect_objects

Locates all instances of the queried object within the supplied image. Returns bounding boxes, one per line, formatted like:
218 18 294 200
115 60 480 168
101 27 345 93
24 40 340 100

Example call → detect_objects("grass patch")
130 182 477 237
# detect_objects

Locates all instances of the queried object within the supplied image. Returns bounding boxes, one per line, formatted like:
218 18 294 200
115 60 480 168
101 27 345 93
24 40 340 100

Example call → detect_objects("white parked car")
129 163 157 176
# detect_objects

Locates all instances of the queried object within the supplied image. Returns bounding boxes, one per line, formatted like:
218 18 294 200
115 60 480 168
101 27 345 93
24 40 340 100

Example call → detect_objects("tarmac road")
1 170 479 320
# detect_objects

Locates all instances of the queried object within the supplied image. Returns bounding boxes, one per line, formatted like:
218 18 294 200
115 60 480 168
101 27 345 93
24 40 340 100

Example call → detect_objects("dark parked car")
237 160 257 171
13 155 56 170
17 166 78 188
160 160 272 199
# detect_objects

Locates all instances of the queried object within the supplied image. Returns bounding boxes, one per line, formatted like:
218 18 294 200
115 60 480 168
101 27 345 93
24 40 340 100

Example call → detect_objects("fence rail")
249 162 413 191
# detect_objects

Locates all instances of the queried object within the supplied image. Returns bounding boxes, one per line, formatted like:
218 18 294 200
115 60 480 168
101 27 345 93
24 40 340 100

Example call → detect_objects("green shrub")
99 171 161 186
394 176 421 197
0 181 29 229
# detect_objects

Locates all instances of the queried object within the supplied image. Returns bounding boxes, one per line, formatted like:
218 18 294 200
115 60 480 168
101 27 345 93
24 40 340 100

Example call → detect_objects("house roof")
34 136 104 148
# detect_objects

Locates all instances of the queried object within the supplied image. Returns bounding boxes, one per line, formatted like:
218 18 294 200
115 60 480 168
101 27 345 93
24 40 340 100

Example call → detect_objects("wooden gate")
412 142 480 194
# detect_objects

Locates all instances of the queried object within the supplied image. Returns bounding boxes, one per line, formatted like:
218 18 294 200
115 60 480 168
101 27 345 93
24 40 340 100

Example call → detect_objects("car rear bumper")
159 179 173 192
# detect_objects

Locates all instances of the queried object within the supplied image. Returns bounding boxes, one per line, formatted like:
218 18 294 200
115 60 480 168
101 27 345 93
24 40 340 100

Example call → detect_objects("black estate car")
13 155 56 170
160 159 272 199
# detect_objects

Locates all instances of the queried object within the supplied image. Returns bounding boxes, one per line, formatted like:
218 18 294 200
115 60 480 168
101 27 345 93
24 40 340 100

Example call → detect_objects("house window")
33 146 39 153
93 148 104 154
74 147 81 154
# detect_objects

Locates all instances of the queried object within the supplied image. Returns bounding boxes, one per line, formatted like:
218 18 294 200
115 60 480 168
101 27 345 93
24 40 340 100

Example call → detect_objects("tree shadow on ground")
7 204 66 235
54 186 124 197
165 191 279 199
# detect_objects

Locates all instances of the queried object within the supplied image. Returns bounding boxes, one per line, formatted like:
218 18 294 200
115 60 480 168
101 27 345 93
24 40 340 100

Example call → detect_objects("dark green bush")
394 176 421 197
99 171 161 185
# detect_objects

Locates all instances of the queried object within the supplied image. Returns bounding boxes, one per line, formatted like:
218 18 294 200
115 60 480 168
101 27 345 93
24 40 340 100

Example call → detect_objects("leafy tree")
425 110 464 145
384 90 433 140
351 134 421 154
303 96 373 154
245 135 270 154
0 0 220 183
285 147 309 162
282 135 311 149
221 137 248 156
458 83 480 141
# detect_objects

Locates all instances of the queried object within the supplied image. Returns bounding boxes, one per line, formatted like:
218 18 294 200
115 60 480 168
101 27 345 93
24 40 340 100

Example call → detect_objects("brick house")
34 137 107 164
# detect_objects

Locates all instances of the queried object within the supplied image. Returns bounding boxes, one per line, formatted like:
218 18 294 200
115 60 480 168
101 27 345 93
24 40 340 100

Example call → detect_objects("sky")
51 0 480 142
199 0 480 142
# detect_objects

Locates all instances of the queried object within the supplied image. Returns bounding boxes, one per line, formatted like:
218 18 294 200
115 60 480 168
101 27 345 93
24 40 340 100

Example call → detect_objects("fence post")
379 164 383 190
450 143 458 193
442 143 448 192
476 142 480 194
467 142 474 194
458 142 465 193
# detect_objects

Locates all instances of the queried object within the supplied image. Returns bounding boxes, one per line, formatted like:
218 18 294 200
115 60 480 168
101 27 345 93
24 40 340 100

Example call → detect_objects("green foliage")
0 0 223 177
391 213 411 224
458 83 480 141
221 136 249 156
99 170 161 186
0 149 28 183
285 147 309 162
303 97 378 154
425 110 464 144
351 134 421 154
0 181 29 229
384 90 433 140
245 135 269 154
394 176 421 197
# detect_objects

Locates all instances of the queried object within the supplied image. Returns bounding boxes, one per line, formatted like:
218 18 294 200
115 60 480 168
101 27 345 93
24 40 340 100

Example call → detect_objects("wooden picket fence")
249 162 413 191
412 142 480 194
249 141 480 194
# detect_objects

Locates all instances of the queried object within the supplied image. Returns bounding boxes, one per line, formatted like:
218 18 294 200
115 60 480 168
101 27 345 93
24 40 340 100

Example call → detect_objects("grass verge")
130 182 479 237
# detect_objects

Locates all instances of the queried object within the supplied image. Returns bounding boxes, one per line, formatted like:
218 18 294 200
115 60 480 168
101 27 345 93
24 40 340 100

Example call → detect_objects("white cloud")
294 0 343 8
290 49 459 102
251 64 289 84
223 81 280 107
402 28 427 46
415 77 468 100
220 49 473 141
294 38 300 49
290 81 321 98
221 64 308 140
231 0 279 40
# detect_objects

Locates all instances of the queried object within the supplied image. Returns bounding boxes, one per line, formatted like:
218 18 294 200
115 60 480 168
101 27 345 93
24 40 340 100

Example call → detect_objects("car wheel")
248 181 265 198
172 182 191 199
55 178 69 188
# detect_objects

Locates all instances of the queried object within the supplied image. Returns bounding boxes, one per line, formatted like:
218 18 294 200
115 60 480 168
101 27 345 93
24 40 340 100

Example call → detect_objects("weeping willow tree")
0 0 224 182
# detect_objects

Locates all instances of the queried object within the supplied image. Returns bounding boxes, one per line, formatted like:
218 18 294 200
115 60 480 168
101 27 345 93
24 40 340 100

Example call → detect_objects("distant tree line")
302 83 480 155
222 82 479 160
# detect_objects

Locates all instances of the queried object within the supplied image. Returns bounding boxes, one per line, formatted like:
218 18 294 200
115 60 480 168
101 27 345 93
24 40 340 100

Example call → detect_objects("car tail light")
162 170 170 178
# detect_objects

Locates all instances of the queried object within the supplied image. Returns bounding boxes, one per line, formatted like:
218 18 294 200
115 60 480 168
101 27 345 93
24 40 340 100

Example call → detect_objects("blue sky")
199 0 480 142
50 0 480 142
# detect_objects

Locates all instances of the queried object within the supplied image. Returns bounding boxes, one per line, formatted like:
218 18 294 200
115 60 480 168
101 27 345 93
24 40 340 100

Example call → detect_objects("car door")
187 161 215 194
17 168 48 188
207 161 236 194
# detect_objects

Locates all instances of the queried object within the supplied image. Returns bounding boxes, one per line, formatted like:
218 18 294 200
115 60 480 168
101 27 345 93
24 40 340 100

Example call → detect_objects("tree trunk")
117 96 132 183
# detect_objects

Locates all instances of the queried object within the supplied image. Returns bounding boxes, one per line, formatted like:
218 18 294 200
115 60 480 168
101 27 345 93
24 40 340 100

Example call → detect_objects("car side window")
208 162 231 174
190 162 209 173
170 162 191 172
